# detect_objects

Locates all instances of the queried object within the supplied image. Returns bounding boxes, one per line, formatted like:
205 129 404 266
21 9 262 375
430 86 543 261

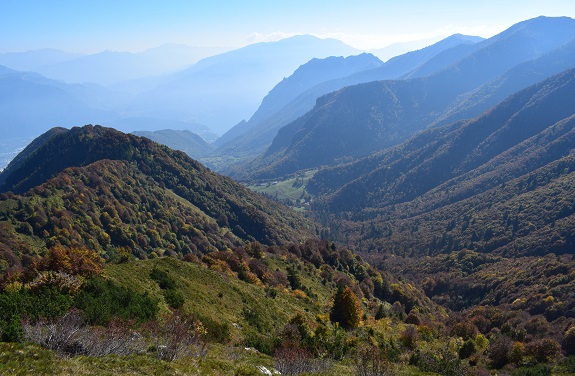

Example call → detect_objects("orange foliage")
40 245 104 278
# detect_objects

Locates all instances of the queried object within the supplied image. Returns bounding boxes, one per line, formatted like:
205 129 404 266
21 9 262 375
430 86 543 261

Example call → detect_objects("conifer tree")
330 286 362 329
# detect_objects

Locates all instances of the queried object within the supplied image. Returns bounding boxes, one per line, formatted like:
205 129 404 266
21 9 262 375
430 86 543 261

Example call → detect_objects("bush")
22 310 146 357
150 268 176 290
74 277 158 325
404 312 421 325
274 344 332 375
560 356 575 373
145 309 207 361
459 339 477 359
400 325 418 350
415 344 468 376
22 310 87 356
451 321 478 340
0 286 73 342
163 289 184 309
39 245 104 278
563 327 575 355
354 343 393 376
243 329 277 355
196 314 231 343
149 268 184 308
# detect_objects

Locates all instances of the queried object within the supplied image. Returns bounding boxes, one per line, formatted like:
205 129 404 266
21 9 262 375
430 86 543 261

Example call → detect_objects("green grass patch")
247 169 317 210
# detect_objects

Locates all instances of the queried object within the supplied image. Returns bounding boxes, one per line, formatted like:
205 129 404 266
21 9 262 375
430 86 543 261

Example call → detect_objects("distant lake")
0 137 32 172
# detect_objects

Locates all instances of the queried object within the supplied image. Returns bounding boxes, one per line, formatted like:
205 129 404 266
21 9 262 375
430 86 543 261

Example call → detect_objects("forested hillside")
0 125 316 259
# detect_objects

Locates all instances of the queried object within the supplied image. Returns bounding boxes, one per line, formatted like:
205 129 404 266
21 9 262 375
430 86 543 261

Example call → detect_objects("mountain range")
0 44 226 86
240 16 575 180
131 129 215 159
0 68 119 138
210 34 484 171
0 36 362 150
124 35 360 135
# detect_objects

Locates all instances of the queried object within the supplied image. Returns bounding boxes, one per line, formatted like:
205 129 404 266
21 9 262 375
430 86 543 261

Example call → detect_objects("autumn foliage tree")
38 245 103 278
330 286 362 329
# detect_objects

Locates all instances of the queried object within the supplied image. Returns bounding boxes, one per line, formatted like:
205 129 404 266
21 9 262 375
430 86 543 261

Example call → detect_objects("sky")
2 0 575 53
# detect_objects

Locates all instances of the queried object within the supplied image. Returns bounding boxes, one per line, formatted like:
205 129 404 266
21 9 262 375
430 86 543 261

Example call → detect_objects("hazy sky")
3 0 575 53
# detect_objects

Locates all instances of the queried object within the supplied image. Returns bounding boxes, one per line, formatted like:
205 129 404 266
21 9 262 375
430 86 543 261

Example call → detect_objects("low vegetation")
2 237 575 374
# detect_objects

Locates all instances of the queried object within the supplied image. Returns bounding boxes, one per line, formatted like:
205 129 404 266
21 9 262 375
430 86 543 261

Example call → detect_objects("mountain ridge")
212 34 484 167
245 16 575 179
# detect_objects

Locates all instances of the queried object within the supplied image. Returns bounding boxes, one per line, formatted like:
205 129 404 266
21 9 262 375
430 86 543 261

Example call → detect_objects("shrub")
404 312 421 325
451 321 478 340
196 314 231 343
375 304 386 320
22 310 145 357
74 277 158 325
145 309 207 361
22 310 87 356
400 325 418 350
274 344 331 375
459 339 477 359
560 356 575 373
163 289 184 309
149 268 176 290
0 286 73 342
511 363 552 376
79 318 145 356
415 344 468 376
354 343 394 376
39 245 103 278
510 341 525 366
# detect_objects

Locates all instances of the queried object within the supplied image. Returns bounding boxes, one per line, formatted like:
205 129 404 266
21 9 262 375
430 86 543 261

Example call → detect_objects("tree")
563 326 575 356
330 286 362 329
39 245 103 278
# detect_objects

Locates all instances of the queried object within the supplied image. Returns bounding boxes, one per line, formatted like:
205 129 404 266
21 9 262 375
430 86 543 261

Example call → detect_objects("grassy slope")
106 257 332 336
0 255 447 375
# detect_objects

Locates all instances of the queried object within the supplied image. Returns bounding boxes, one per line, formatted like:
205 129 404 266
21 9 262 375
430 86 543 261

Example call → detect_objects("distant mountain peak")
486 15 575 44
444 33 484 43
